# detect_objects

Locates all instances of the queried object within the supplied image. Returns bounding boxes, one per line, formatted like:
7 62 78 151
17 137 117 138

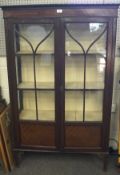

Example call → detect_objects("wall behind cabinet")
0 0 120 149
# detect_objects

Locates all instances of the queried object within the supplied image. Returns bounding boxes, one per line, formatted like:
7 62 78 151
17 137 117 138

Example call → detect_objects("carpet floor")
0 153 120 175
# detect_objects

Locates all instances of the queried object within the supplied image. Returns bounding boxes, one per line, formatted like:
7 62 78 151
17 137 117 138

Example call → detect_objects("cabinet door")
14 21 57 148
64 21 107 149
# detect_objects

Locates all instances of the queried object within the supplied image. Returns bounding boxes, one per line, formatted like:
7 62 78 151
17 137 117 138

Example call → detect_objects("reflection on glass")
89 23 102 32
37 91 55 121
18 91 36 120
65 91 83 121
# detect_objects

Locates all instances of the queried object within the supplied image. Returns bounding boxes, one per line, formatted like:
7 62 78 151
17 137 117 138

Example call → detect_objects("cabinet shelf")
17 82 54 90
19 109 102 122
65 89 103 91
66 111 102 121
65 82 104 90
17 82 104 90
15 51 54 56
15 51 105 57
19 110 55 121
65 50 105 57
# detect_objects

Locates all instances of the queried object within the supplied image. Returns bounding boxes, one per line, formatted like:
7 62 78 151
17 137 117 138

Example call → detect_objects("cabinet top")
1 4 119 18
1 4 119 9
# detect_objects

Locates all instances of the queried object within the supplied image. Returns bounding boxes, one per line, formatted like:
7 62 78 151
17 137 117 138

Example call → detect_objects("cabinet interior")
15 23 106 122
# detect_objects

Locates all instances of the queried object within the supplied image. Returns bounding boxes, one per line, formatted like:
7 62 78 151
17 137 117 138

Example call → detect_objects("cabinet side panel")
102 18 117 151
4 19 20 148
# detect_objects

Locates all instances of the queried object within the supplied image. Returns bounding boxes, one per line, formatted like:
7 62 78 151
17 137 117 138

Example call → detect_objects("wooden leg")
103 153 109 172
14 151 24 167
97 153 109 171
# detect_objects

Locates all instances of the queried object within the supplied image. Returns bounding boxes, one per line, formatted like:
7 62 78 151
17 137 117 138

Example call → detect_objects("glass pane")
86 56 106 89
86 27 106 89
36 54 54 89
17 24 54 53
65 23 106 53
65 23 84 121
15 24 55 122
65 27 84 89
15 24 54 89
65 91 83 121
16 56 34 89
18 91 36 120
65 55 84 89
85 23 106 121
65 22 106 122
37 91 55 121
85 91 103 121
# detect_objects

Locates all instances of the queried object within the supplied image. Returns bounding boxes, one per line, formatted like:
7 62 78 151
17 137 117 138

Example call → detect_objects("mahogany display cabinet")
1 4 119 166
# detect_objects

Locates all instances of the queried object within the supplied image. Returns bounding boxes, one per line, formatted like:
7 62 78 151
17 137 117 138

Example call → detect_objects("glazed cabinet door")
13 20 59 149
63 19 108 150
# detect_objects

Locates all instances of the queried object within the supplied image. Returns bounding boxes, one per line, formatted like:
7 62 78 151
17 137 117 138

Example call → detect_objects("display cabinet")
1 4 119 166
